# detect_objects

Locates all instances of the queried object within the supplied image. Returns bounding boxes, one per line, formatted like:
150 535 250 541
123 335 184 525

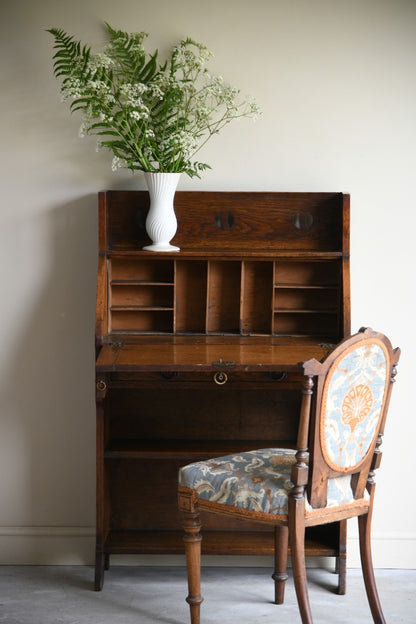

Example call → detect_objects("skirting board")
0 527 415 568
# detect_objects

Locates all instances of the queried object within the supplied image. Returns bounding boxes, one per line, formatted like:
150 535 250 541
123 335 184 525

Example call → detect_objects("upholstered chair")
178 327 400 624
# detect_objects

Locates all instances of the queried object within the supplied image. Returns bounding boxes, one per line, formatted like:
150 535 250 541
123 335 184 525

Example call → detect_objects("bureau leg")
94 549 105 591
104 553 110 571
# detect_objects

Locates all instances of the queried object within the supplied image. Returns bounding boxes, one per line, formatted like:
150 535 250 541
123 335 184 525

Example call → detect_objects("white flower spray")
47 23 261 178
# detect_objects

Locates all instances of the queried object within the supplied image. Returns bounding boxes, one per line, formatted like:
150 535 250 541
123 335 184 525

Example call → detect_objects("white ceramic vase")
142 172 181 252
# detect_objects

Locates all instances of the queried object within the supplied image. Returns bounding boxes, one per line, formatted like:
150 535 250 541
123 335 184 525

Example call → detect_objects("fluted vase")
142 172 181 252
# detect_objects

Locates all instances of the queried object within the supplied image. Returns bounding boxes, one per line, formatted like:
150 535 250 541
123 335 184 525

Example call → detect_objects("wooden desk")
96 336 332 372
94 191 350 590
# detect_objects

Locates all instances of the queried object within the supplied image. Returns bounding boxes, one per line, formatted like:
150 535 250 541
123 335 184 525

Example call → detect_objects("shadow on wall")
1 195 98 530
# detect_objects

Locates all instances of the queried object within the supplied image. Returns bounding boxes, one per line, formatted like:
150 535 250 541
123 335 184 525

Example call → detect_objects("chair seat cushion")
179 448 368 517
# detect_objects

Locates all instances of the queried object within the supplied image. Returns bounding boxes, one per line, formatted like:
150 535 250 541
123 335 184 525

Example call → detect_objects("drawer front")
106 370 303 389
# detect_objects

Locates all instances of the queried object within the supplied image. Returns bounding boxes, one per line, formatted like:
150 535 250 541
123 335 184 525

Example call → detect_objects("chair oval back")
321 338 389 473
304 328 399 509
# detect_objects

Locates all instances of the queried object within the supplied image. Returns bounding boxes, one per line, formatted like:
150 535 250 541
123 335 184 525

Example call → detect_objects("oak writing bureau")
94 191 350 590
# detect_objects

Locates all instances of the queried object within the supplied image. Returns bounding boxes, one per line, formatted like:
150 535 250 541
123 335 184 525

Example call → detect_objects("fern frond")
104 22 162 84
46 28 91 80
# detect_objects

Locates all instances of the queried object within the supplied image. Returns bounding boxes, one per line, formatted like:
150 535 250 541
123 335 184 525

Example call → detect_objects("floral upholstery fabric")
322 341 388 471
179 448 367 517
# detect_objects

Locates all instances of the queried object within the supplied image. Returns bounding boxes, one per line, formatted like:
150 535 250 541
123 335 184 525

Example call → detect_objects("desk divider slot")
174 260 207 333
107 256 343 337
109 258 175 333
206 260 241 334
273 259 341 336
111 309 174 333
241 261 274 335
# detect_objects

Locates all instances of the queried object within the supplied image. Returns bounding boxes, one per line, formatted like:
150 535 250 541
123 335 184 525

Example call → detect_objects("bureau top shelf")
275 283 339 289
105 249 346 259
96 191 350 345
99 190 349 253
111 279 174 285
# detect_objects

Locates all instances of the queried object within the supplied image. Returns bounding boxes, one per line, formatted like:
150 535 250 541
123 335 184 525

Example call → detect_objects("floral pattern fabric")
179 448 366 516
322 341 388 471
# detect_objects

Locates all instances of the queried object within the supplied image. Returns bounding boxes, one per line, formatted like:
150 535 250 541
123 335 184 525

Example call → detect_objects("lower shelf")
102 528 339 558
105 439 296 459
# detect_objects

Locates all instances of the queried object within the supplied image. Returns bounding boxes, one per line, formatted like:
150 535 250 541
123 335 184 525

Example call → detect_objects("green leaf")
140 53 158 82
47 27 92 80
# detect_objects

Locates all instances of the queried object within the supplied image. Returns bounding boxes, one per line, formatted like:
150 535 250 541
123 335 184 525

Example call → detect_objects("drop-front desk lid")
95 336 334 373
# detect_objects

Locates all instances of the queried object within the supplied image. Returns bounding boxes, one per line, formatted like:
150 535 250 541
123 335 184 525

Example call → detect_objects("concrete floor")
0 566 415 623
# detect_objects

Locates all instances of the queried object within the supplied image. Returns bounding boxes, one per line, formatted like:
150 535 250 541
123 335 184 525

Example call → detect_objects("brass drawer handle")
96 379 107 392
214 371 228 385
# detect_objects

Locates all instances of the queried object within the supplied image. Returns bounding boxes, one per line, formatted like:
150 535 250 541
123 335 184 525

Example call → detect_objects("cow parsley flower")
47 22 261 178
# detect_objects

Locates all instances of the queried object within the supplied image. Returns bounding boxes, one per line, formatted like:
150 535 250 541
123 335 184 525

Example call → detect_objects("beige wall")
1 0 415 567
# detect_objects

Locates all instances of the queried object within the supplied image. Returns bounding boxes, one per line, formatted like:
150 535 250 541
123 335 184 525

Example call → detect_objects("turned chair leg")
358 512 386 624
336 519 347 595
272 525 289 604
180 495 203 624
289 506 313 624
